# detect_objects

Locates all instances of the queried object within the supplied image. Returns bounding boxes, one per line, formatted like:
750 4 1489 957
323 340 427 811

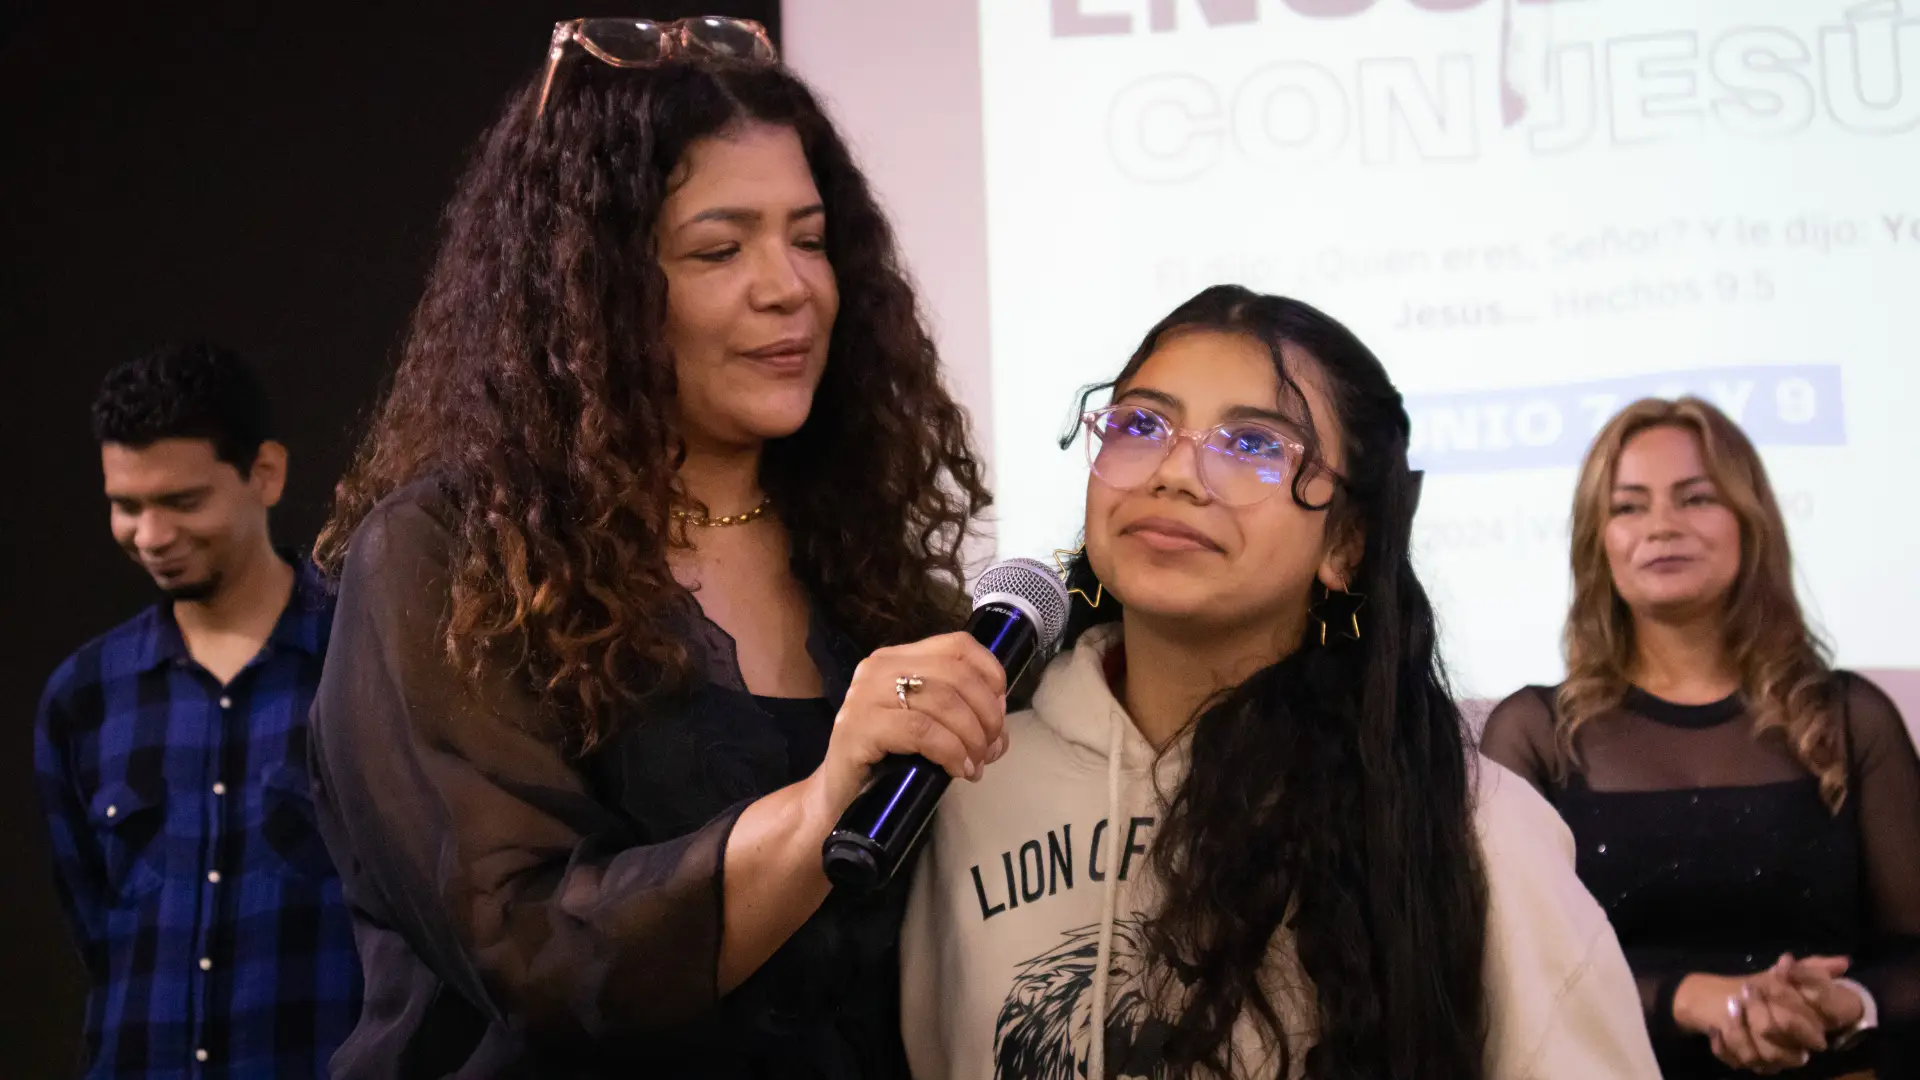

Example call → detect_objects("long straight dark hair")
1062 285 1486 1078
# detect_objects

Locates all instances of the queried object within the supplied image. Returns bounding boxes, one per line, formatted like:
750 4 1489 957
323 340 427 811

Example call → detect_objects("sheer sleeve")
308 491 744 1044
1480 686 1561 798
1842 675 1920 1035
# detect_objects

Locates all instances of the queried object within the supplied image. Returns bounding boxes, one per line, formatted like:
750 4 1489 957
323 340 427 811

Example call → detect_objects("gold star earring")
1310 581 1364 645
1052 546 1104 609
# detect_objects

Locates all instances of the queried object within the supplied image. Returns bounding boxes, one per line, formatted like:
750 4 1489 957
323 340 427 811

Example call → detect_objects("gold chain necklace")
672 495 772 528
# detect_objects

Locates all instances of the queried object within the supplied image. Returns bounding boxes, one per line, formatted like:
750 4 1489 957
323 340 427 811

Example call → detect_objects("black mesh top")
1482 673 1920 1079
307 482 911 1079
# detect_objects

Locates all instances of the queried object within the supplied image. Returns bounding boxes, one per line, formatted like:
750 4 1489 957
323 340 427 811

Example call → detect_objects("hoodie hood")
1030 624 1172 775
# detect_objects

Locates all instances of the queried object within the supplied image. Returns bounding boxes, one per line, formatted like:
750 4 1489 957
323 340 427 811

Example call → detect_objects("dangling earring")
1309 580 1364 645
1052 545 1104 609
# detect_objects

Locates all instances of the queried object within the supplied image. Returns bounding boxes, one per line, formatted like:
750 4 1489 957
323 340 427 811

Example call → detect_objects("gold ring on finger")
894 674 925 709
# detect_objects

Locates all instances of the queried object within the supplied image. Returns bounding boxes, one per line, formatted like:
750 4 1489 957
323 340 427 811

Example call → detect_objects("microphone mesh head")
971 557 1070 647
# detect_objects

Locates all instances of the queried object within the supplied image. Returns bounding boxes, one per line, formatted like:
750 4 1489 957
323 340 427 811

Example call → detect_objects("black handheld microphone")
821 557 1070 893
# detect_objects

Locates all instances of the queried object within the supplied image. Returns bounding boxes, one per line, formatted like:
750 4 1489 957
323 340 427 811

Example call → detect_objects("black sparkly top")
1483 674 1920 1079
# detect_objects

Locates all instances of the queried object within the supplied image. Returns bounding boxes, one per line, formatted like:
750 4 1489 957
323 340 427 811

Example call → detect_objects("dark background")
0 3 779 1071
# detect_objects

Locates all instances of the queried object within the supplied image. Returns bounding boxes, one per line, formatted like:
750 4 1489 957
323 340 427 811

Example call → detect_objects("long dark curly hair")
316 56 989 751
1060 286 1486 1078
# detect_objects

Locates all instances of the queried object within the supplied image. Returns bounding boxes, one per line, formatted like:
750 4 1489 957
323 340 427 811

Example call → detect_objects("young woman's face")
656 122 839 454
1083 329 1351 645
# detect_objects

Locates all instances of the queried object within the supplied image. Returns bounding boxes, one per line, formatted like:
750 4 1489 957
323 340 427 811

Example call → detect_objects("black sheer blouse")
1482 674 1920 1079
307 483 912 1078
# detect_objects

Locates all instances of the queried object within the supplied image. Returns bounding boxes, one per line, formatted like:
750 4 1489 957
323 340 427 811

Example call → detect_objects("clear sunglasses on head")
534 16 778 120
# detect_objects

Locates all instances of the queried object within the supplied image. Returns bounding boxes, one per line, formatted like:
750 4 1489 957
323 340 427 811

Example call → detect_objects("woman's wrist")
1828 977 1872 1037
1672 972 1737 1034
795 768 844 849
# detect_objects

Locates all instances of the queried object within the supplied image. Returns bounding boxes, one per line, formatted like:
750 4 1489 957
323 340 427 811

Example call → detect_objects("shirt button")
207 870 221 884
219 696 232 709
199 957 212 971
211 783 226 796
195 1049 209 1062
105 805 118 818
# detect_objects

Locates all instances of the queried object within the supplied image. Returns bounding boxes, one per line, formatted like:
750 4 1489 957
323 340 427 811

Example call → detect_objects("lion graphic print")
992 919 1177 1080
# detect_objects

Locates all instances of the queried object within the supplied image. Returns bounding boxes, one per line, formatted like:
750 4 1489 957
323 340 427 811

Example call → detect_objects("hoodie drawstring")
1088 706 1127 1080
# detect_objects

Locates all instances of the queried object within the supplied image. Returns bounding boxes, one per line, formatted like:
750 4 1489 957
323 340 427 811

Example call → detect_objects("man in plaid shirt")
34 342 361 1078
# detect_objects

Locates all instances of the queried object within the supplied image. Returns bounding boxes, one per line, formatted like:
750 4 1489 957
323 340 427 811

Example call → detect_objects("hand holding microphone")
819 558 1070 891
722 577 1046 995
812 631 1010 822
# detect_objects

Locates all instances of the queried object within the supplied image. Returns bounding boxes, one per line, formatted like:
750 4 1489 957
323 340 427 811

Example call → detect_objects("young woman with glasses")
307 18 1005 1079
898 285 1659 1079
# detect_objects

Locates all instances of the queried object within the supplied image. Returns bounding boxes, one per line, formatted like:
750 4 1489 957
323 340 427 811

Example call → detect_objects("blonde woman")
1483 397 1919 1079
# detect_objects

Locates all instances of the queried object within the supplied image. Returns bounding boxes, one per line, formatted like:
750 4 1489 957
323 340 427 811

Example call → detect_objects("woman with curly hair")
307 19 1004 1079
900 286 1658 1079
1483 397 1920 1078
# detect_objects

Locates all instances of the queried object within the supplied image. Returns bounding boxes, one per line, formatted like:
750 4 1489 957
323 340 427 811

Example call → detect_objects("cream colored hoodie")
901 626 1659 1079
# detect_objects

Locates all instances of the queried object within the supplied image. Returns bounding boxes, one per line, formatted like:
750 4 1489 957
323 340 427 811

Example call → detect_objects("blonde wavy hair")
1558 396 1845 811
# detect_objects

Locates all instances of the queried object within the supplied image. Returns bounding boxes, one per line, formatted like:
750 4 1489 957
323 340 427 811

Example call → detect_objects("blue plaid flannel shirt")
34 558 362 1078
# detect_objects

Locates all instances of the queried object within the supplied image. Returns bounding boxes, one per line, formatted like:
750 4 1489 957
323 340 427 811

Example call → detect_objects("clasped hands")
1676 954 1867 1074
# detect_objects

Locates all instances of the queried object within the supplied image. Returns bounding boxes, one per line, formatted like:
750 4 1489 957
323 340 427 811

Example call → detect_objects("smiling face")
1083 328 1351 645
103 436 284 602
656 122 839 454
1603 423 1743 620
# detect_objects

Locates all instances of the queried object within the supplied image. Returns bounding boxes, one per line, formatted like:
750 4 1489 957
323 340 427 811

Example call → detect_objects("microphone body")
821 558 1068 892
